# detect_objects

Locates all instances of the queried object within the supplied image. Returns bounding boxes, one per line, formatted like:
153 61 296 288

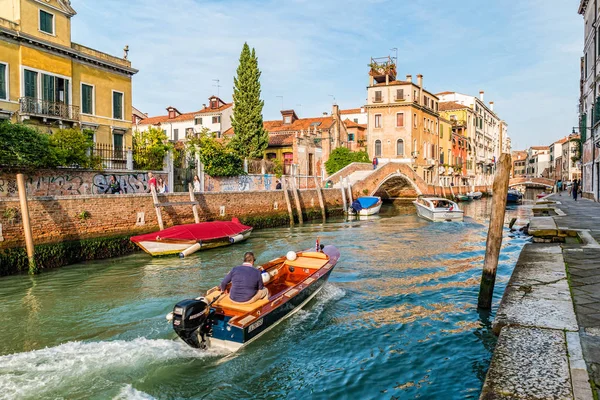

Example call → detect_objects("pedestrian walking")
573 179 579 201
372 157 378 170
557 180 562 196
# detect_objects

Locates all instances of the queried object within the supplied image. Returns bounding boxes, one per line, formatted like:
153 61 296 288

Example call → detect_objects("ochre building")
0 0 137 147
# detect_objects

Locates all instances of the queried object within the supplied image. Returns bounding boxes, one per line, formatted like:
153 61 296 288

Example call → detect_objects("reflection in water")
0 199 532 399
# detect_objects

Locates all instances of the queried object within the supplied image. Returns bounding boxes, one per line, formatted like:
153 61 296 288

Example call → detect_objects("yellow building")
438 116 453 186
0 0 137 149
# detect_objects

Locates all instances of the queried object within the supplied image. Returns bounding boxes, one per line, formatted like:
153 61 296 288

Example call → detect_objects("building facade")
137 96 233 141
365 58 440 184
512 150 527 177
561 134 582 182
438 101 474 185
525 146 551 178
578 0 599 200
0 0 137 147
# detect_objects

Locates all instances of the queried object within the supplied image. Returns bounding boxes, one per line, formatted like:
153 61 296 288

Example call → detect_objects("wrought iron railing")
19 97 80 121
92 143 126 169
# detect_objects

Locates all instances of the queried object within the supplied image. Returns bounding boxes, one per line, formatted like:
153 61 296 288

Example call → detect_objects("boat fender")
286 251 297 261
229 234 244 243
261 271 271 284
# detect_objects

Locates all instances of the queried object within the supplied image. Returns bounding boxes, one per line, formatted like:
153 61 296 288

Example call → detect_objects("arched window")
375 140 382 157
396 139 404 156
413 139 417 156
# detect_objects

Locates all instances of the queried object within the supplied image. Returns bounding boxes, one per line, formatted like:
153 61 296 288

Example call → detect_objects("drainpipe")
595 0 598 200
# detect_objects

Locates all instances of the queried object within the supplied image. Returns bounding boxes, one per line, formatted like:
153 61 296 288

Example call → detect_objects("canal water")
0 199 532 400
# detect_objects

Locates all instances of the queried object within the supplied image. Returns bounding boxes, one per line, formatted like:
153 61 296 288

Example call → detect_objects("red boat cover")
130 218 251 243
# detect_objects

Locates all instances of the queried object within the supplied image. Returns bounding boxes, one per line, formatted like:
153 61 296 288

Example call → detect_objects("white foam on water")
0 338 222 400
113 384 156 400
286 283 345 328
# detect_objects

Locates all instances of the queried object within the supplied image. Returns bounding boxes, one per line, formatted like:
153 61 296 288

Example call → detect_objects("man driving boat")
220 252 269 304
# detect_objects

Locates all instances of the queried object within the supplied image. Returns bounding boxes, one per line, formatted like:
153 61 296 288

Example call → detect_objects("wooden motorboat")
455 194 472 202
467 191 483 200
413 197 464 222
168 245 341 352
348 196 382 216
507 189 523 204
130 218 252 257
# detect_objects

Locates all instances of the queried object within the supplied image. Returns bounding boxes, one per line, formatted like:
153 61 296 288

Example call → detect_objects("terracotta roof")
439 101 468 111
263 116 334 133
373 80 411 87
269 133 294 147
340 108 364 115
553 137 568 145
530 146 549 150
343 119 366 129
436 91 455 96
139 103 232 125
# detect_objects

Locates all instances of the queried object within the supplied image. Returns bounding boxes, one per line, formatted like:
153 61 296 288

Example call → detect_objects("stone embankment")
0 188 344 275
481 194 598 400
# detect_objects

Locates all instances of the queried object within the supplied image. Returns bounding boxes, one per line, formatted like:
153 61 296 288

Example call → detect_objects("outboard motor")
171 298 211 348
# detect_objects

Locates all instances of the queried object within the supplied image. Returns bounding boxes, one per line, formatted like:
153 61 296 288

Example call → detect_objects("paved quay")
481 194 599 399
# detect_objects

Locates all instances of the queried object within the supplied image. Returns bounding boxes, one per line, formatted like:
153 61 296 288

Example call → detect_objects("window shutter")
42 74 54 101
0 64 5 100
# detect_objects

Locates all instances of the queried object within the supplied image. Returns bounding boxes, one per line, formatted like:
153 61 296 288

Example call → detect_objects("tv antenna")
212 79 221 97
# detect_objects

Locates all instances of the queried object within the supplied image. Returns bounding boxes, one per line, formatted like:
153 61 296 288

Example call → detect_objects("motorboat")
130 218 252 257
507 189 523 204
455 194 471 202
348 196 382 216
536 192 548 199
168 244 340 352
467 191 483 200
413 197 464 222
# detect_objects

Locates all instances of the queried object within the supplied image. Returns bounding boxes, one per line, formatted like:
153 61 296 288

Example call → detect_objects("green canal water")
0 200 532 400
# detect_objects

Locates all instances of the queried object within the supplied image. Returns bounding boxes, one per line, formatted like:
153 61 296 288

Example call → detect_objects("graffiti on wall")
0 171 167 197
205 174 276 192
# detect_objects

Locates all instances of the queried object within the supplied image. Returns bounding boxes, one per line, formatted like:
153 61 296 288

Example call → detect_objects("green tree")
49 128 97 168
229 43 269 159
324 147 370 175
133 127 172 170
0 121 59 168
188 130 244 177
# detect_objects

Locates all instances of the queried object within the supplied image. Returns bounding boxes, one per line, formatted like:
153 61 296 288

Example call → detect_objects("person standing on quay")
148 172 157 193
193 175 201 192
372 157 378 170
573 179 579 201
557 179 562 196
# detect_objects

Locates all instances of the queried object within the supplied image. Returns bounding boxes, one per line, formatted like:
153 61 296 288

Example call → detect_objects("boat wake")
113 384 156 400
0 338 222 400
287 283 345 329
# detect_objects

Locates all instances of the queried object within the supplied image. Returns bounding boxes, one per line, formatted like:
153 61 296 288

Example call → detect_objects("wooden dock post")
16 174 36 273
291 177 304 225
189 184 200 224
340 180 347 213
441 185 446 199
478 153 512 309
314 176 326 223
345 178 353 206
150 185 165 231
281 178 295 227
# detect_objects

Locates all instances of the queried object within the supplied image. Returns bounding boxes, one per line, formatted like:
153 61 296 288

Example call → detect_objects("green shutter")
0 64 5 100
82 84 93 114
42 74 54 101
24 70 37 98
113 133 123 149
113 92 123 119
40 10 53 34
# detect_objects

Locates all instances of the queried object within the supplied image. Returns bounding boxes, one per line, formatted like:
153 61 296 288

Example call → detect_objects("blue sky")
72 0 581 150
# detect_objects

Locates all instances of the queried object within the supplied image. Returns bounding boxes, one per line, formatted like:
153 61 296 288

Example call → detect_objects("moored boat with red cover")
130 218 252 257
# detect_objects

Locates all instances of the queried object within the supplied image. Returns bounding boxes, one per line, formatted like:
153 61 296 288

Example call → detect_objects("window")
374 114 382 128
173 129 179 141
0 63 7 100
414 114 417 127
39 10 54 34
195 117 202 125
354 118 358 123
284 115 291 124
440 127 443 139
396 89 404 100
113 91 124 119
212 116 221 124
440 150 445 164
24 69 37 98
374 91 382 102
113 132 124 149
413 140 417 156
81 83 94 115
185 127 194 136
374 140 382 157
396 139 404 156
396 112 404 127
348 133 355 141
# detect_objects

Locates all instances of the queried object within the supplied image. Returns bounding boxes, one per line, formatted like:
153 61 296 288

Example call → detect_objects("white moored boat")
348 196 382 216
413 197 464 222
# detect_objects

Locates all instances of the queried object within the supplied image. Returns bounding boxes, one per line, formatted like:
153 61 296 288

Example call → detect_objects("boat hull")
135 229 252 256
507 192 522 203
414 201 464 222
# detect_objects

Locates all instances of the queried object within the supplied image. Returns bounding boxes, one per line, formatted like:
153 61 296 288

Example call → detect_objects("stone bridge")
351 163 429 199
509 177 554 188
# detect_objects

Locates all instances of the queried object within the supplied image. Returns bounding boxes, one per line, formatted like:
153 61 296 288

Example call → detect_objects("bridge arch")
371 171 421 199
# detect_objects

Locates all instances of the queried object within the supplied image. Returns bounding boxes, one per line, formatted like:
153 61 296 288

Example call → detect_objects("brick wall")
0 189 344 248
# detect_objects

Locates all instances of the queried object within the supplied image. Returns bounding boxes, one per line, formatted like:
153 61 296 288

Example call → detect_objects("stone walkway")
551 194 600 397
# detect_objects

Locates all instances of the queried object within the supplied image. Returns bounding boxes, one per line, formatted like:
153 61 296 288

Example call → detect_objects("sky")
71 0 582 150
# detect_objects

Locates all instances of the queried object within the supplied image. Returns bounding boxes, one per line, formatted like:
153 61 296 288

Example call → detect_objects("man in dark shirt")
220 252 268 304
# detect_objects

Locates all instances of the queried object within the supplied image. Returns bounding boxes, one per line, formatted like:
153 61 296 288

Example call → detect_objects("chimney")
489 101 494 111
406 74 412 83
332 104 339 118
417 74 423 87
479 91 484 101
202 104 207 108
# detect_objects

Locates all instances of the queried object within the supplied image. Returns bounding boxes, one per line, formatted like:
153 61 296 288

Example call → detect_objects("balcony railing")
19 97 80 121
92 143 127 170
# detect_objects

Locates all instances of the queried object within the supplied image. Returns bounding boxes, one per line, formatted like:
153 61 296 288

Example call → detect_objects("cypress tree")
229 43 269 159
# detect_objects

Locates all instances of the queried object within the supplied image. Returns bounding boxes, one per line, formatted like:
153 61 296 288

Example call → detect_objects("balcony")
19 97 80 122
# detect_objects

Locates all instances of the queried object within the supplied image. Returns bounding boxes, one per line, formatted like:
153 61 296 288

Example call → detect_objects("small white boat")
348 196 382 216
467 191 483 200
413 197 464 222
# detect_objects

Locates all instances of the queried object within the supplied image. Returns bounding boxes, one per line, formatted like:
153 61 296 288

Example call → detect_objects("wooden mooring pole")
281 178 295 227
314 176 326 223
16 174 36 273
291 177 304 225
478 153 512 309
150 185 165 231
